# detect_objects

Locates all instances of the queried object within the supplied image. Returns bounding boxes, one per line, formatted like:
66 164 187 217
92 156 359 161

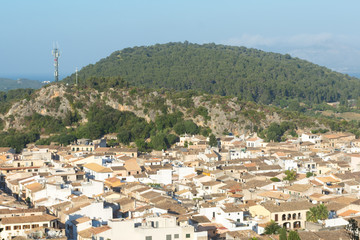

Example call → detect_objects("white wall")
81 180 104 197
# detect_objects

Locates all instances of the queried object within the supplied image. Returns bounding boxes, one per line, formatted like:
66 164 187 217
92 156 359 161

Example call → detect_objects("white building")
83 163 113 181
148 169 172 185
198 206 257 231
301 133 322 144
96 215 198 240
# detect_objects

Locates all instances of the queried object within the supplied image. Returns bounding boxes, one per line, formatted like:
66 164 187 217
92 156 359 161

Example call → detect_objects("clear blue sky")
1 0 360 81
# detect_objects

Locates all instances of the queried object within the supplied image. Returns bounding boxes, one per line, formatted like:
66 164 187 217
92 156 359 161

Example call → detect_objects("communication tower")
52 43 60 82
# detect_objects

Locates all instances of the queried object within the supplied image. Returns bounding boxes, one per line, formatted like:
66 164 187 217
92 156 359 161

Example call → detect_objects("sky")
1 0 360 81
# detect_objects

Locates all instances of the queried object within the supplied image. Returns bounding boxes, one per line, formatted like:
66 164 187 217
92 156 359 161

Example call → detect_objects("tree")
209 134 217 147
306 172 313 178
346 218 359 240
316 204 328 220
135 139 148 152
283 170 297 181
270 177 281 182
117 129 131 145
306 204 328 223
264 220 281 235
306 206 318 223
150 133 168 151
288 231 300 240
279 228 287 240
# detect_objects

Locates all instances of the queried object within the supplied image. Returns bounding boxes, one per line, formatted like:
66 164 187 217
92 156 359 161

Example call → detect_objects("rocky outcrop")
0 83 280 135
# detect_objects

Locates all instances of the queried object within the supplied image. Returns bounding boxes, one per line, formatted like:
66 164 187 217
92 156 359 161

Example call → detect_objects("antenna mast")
52 43 60 82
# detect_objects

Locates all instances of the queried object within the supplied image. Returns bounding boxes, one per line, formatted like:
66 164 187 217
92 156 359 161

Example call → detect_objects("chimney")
273 185 275 190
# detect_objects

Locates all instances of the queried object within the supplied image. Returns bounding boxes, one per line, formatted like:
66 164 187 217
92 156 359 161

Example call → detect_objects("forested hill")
64 42 360 104
0 78 45 91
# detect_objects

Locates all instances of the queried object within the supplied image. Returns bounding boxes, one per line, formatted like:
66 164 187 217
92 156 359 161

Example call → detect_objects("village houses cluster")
1 130 360 239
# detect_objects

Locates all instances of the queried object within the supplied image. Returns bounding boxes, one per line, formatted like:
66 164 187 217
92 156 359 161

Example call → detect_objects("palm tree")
264 220 281 234
317 204 328 220
306 206 318 223
306 204 328 222
346 218 359 240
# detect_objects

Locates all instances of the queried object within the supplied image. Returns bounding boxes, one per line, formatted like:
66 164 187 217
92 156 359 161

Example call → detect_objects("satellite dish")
312 200 318 204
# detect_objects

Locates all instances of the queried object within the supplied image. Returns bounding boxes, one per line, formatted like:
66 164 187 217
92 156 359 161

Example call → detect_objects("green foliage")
64 42 360 105
264 220 281 235
209 134 217 147
0 118 4 131
0 130 39 153
193 106 210 122
200 127 211 137
261 121 297 142
270 177 281 182
0 78 44 91
306 204 328 223
36 133 77 146
135 139 150 152
77 103 152 141
63 110 81 126
78 76 128 91
150 133 178 151
0 88 35 114
150 133 168 151
346 218 359 240
288 231 300 240
174 120 199 135
155 112 183 131
283 170 297 181
311 128 329 134
306 172 314 178
279 228 287 240
24 113 65 134
117 129 132 145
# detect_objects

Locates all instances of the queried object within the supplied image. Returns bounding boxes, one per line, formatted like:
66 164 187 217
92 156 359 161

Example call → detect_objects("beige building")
249 201 315 229
0 214 58 240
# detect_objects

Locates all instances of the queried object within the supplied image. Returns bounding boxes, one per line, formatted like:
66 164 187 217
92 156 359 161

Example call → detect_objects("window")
14 225 21 230
166 235 172 240
43 224 48 227
275 214 278 221
174 234 179 239
23 225 30 229
186 234 191 238
31 224 39 228
5 226 11 231
145 237 152 240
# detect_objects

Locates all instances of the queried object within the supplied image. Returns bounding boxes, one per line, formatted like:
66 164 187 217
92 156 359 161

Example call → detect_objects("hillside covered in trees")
64 42 360 105
0 78 45 91
2 80 360 153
